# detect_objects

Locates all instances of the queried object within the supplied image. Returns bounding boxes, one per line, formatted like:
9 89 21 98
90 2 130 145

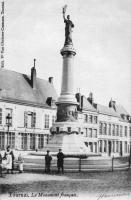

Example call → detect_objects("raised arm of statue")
62 5 74 45
63 11 66 21
62 5 67 21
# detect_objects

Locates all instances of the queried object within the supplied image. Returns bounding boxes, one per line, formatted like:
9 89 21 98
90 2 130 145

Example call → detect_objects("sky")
2 0 131 113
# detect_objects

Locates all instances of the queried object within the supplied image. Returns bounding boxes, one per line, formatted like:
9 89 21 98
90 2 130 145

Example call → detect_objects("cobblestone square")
0 170 131 200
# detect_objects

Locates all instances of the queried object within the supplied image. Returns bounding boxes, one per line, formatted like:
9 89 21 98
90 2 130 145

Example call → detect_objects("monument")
56 5 78 124
46 6 89 155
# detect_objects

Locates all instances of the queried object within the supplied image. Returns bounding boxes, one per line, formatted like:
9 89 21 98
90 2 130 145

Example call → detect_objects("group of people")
45 149 64 174
0 146 65 177
0 145 24 177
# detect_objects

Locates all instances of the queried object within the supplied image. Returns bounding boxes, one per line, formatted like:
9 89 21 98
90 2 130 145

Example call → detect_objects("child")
18 154 24 173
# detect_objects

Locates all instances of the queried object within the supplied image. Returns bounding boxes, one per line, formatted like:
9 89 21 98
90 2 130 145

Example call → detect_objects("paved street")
0 170 131 200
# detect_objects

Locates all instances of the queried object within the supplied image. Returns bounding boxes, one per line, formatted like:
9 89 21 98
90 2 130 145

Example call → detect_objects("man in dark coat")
57 149 64 174
45 150 52 173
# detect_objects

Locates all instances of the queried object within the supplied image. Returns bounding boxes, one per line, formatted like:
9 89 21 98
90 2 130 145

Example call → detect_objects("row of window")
21 133 49 150
85 142 97 153
0 132 49 150
84 128 97 138
0 132 15 149
0 109 131 136
99 140 129 154
0 108 56 129
99 122 130 137
84 114 98 124
24 113 56 129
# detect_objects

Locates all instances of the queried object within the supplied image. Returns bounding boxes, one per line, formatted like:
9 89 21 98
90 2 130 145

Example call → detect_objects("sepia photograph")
0 0 131 200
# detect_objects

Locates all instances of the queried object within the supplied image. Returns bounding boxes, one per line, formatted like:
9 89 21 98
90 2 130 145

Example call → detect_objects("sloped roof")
115 105 129 116
96 104 119 117
0 68 58 107
81 95 97 112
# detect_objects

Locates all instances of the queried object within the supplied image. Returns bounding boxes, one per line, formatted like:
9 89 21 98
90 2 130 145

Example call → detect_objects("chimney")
75 93 81 110
87 92 94 105
109 99 116 110
49 77 53 84
127 115 130 121
31 58 37 89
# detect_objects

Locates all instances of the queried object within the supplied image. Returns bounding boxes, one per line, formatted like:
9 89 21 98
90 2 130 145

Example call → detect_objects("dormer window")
46 97 56 108
121 114 126 120
51 99 56 108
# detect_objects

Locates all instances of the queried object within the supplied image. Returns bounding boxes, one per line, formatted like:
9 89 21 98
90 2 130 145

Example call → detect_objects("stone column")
61 54 75 96
56 45 78 123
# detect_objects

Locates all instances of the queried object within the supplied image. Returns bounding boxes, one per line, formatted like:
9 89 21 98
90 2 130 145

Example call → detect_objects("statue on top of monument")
62 5 74 46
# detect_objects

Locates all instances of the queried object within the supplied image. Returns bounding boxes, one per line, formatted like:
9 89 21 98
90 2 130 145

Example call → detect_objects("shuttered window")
24 112 36 128
24 111 28 127
0 108 2 125
45 114 49 129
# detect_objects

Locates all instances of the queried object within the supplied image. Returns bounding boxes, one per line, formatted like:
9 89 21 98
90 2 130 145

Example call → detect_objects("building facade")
0 67 130 156
0 64 57 150
76 93 131 156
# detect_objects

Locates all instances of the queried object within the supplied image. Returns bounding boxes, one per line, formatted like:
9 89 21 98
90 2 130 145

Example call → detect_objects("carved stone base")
56 103 78 122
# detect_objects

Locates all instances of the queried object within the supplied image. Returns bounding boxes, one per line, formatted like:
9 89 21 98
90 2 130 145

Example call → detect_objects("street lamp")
6 113 12 146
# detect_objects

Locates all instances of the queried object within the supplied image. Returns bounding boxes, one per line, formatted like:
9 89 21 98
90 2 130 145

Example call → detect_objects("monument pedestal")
44 132 89 154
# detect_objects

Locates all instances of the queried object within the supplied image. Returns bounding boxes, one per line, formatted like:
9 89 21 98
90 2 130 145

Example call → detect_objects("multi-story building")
76 92 131 156
0 63 57 150
0 66 130 156
76 93 99 154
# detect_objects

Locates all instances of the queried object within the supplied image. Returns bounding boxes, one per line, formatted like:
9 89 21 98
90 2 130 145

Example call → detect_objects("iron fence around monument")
16 155 130 173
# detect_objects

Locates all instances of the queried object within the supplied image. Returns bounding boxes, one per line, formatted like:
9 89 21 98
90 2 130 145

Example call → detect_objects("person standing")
4 145 15 174
45 150 52 173
57 149 64 174
18 154 24 173
5 154 12 174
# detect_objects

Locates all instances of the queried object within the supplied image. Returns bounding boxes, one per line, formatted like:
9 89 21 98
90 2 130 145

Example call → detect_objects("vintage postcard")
0 0 131 200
